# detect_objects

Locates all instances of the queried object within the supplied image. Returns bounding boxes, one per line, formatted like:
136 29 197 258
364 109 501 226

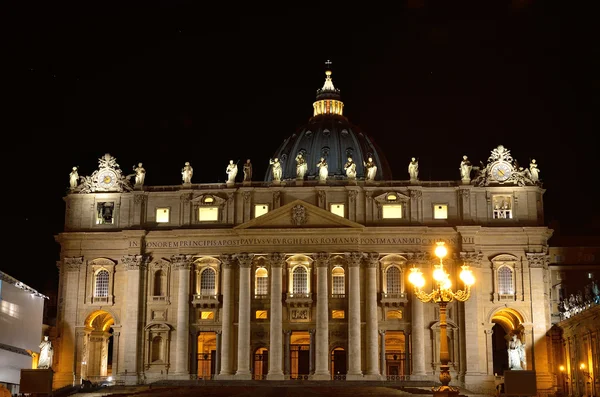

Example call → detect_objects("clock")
491 162 512 182
97 169 117 188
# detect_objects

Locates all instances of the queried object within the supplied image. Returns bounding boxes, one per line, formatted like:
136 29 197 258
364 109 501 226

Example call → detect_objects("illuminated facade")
54 66 559 394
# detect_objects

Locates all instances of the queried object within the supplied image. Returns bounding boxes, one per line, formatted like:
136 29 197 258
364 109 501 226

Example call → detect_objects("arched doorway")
82 310 116 383
330 347 346 379
490 308 525 375
253 347 268 380
290 331 310 379
384 331 406 378
197 332 217 379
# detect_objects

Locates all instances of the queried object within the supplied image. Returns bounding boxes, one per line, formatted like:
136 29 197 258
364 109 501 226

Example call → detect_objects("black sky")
6 1 599 293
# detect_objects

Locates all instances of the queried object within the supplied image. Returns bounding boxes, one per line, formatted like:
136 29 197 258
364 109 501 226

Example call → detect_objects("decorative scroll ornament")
63 256 85 271
171 254 193 270
219 254 235 268
268 253 286 268
526 252 549 268
122 254 148 271
314 252 330 267
366 252 380 267
345 252 364 267
236 253 254 268
473 145 540 187
291 204 307 225
459 251 484 268
75 153 133 194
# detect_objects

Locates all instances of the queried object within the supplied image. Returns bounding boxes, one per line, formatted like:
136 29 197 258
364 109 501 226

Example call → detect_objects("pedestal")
461 178 471 185
296 179 304 186
20 369 54 394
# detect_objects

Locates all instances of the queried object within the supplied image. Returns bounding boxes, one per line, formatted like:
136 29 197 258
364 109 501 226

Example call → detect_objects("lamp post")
408 242 475 397
559 365 569 397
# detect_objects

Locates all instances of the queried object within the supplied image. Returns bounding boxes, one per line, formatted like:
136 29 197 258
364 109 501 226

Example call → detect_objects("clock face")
491 162 512 182
97 170 117 188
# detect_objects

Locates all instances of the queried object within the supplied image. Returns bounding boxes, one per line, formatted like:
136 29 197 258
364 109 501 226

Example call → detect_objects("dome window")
204 197 214 204
305 130 312 136
341 129 349 135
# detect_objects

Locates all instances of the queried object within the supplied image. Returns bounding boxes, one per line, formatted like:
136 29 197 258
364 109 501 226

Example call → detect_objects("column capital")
236 253 254 268
314 252 330 267
459 251 484 268
171 254 193 270
345 252 364 267
62 256 85 272
219 254 235 268
284 330 292 336
366 253 379 268
122 254 149 271
379 330 386 336
526 252 549 268
268 253 287 268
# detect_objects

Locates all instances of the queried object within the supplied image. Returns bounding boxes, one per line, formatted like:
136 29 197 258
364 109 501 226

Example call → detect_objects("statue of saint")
316 157 328 182
295 153 307 179
529 159 540 183
133 163 146 186
344 157 357 180
69 166 79 189
181 162 193 184
243 159 252 182
363 157 377 181
38 336 53 369
270 158 282 181
507 334 526 370
226 160 238 184
408 157 419 180
460 155 472 181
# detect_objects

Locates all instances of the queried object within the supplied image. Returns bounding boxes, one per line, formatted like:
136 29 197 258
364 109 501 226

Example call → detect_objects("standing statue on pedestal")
226 160 238 184
38 336 53 369
182 162 193 184
316 157 329 183
460 155 472 182
507 334 526 370
69 166 79 189
295 153 308 179
408 157 419 181
270 158 282 182
363 157 377 182
133 163 146 186
344 157 357 180
529 159 540 183
243 159 252 182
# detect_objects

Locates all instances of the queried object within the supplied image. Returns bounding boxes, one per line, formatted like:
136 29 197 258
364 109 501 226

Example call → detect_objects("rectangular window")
156 208 170 223
199 207 219 222
200 311 214 320
382 204 402 219
254 204 269 218
331 310 345 319
492 195 512 219
256 310 268 319
330 203 345 218
256 277 268 295
433 204 448 219
332 275 345 295
96 202 115 225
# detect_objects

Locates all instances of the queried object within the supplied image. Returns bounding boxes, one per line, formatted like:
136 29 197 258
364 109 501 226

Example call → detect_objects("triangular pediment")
234 199 364 229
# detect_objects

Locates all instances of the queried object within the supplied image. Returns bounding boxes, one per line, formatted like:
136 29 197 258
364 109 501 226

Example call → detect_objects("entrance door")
291 345 310 379
331 348 346 378
253 348 268 379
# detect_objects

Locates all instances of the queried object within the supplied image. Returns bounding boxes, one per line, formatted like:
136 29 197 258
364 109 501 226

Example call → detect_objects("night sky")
6 1 598 294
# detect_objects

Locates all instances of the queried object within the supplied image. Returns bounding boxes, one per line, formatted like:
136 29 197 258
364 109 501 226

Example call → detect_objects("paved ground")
71 385 495 397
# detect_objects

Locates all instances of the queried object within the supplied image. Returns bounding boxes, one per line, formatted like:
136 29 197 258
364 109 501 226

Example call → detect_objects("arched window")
498 266 514 294
95 270 109 297
151 336 163 362
386 266 401 294
255 267 268 296
292 266 308 294
153 270 163 296
332 266 345 296
200 268 216 296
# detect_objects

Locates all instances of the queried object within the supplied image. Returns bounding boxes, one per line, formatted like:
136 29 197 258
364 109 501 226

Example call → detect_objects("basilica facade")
53 67 555 394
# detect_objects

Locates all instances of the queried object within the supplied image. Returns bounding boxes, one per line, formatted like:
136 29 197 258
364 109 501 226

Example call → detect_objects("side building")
54 67 555 395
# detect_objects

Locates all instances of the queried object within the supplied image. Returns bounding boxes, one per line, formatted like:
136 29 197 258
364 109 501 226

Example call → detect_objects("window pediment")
191 194 226 207
374 191 410 204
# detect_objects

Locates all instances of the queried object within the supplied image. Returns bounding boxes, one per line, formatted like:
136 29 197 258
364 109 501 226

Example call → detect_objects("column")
190 329 198 378
218 255 234 378
309 329 316 375
365 253 380 378
411 288 426 376
313 253 330 379
404 330 411 376
379 330 386 378
235 254 253 378
172 255 192 378
267 253 285 379
484 326 494 375
346 252 363 379
122 254 147 383
284 330 292 376
111 326 121 378
215 330 222 376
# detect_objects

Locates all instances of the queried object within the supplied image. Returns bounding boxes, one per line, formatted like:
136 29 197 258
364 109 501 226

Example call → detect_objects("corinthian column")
217 255 234 378
313 252 330 379
172 254 192 378
122 254 147 383
235 253 253 379
346 252 363 379
365 253 380 378
267 253 285 380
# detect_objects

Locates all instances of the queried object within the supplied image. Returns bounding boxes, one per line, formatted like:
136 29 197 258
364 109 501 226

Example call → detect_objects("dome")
265 62 392 182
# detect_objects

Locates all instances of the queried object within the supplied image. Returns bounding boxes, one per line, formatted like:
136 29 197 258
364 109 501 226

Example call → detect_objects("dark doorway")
331 348 346 377
492 323 509 375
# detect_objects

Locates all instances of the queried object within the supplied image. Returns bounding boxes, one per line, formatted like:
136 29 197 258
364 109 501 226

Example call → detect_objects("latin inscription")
130 236 459 248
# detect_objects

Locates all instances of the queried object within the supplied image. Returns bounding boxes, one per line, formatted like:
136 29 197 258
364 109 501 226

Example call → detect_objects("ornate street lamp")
408 242 475 397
